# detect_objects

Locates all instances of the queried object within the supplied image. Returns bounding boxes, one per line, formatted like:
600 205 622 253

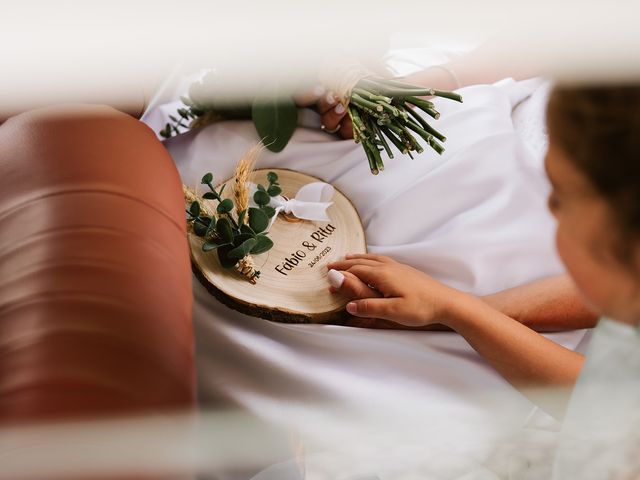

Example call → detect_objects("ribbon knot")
249 182 334 229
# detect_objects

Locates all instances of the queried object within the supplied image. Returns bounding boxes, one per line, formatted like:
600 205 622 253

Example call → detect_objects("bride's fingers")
339 118 354 139
320 102 348 133
317 91 339 114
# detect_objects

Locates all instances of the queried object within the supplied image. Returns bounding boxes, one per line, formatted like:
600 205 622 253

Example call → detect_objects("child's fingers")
345 297 401 321
327 269 380 299
345 264 392 292
336 270 381 299
344 253 396 263
327 258 384 271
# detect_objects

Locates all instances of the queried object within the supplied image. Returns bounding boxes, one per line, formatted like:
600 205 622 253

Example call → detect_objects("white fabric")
552 318 640 479
146 74 588 478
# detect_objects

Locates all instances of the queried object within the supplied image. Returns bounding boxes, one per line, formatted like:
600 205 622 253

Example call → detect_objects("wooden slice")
189 169 367 323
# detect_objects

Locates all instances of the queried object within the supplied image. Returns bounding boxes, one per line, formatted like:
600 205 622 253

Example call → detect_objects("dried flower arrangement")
184 146 281 283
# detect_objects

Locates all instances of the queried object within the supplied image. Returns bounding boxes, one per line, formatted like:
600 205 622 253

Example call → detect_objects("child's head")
546 85 640 324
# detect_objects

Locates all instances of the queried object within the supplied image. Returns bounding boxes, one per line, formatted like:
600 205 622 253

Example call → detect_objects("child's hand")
327 254 466 327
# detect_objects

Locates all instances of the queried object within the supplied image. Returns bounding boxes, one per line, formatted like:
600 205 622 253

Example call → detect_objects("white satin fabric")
146 76 589 478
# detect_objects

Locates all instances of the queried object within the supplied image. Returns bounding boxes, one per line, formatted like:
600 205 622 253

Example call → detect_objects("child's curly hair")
547 85 640 258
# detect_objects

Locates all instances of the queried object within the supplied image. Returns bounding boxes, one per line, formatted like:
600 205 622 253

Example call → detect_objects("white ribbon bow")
248 182 334 228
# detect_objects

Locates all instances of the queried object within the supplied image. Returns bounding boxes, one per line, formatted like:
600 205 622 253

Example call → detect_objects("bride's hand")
295 86 353 139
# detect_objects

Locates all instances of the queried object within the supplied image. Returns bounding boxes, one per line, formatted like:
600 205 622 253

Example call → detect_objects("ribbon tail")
291 200 333 222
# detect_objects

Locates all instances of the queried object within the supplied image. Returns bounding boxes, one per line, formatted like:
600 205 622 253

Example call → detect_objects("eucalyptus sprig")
186 171 281 284
160 72 296 153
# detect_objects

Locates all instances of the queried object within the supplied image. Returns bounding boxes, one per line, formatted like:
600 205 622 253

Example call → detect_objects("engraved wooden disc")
189 169 367 323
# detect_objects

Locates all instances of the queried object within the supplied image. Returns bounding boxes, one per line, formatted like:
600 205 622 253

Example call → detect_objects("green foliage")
253 190 270 206
216 217 234 243
189 201 200 217
262 205 276 218
251 234 273 254
348 77 461 174
186 171 276 276
158 73 461 175
248 207 268 234
267 185 282 196
201 173 213 184
240 224 255 236
229 238 257 259
251 96 298 153
237 209 247 226
217 244 237 268
266 171 278 184
217 198 233 214
203 240 222 252
193 219 208 237
253 171 280 218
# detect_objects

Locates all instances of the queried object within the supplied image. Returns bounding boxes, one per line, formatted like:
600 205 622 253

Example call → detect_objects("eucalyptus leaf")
267 185 282 197
251 234 274 255
203 240 224 252
233 233 255 245
257 184 266 192
262 205 276 218
206 216 217 236
201 173 213 184
237 209 247 226
251 96 298 153
229 238 258 259
217 198 233 214
193 220 208 237
189 201 200 217
203 192 217 200
267 171 278 184
240 224 256 236
216 217 234 243
253 190 271 206
248 207 269 234
217 244 237 268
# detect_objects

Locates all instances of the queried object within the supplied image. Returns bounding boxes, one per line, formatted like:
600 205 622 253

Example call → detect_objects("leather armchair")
0 105 195 423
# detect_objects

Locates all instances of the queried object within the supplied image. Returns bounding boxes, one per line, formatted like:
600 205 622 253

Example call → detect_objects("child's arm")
328 254 584 390
331 258 596 332
482 275 597 331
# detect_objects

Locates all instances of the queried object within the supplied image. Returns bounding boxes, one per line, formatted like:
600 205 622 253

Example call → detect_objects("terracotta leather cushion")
0 105 194 422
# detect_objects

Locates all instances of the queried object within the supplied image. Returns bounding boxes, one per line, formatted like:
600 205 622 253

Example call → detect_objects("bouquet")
161 71 462 175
